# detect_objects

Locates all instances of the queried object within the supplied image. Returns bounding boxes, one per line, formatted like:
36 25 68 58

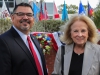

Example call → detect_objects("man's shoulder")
0 29 11 39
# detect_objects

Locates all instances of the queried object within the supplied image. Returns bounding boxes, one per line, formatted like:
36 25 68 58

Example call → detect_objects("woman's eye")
74 30 78 32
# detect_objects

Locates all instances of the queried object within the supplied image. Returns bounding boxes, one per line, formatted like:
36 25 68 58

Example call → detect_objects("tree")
67 4 78 14
83 5 88 10
92 4 100 29
58 4 64 11
58 4 78 14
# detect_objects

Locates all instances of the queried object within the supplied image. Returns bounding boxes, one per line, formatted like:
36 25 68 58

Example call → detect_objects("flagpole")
53 0 54 19
43 1 46 32
14 0 16 7
87 0 88 16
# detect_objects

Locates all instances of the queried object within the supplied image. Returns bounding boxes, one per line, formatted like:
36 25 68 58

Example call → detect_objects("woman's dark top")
68 50 84 75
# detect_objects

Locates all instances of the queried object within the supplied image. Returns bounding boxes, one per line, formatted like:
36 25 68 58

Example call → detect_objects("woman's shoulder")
88 41 100 51
89 42 100 47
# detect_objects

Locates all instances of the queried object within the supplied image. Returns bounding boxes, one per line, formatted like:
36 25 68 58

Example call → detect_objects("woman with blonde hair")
52 15 100 75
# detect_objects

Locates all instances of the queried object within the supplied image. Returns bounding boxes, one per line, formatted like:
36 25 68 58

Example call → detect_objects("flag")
62 1 68 21
53 1 60 19
78 1 86 15
33 2 40 21
1 0 10 19
44 3 48 20
39 2 44 21
88 2 94 17
52 32 63 51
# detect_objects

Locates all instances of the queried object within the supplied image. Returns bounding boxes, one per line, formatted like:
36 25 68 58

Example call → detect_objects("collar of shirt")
13 25 30 48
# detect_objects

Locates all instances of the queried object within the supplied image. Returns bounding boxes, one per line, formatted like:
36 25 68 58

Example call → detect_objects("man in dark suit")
0 2 48 75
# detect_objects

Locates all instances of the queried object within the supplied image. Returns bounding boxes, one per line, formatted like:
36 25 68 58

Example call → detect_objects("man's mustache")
19 19 30 24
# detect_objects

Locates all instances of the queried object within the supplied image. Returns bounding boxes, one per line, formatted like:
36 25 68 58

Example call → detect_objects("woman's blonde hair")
60 15 98 44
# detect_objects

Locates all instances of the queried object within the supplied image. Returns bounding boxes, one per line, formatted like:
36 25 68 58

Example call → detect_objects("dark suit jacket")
0 27 48 75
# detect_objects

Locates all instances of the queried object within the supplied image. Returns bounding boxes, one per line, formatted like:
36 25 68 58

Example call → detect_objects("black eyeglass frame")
13 12 34 17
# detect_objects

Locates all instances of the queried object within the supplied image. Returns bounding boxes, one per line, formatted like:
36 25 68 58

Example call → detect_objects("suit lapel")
10 27 37 68
30 34 45 64
64 44 74 75
64 42 95 75
30 34 43 56
82 42 95 75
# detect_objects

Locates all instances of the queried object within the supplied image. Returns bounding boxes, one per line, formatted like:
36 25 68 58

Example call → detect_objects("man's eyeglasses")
14 12 34 17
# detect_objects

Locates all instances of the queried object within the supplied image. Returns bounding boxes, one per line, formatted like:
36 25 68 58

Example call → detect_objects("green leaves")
31 20 65 32
92 9 100 29
0 19 12 34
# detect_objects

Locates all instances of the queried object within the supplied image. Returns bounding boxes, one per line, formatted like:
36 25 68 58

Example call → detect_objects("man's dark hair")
13 2 33 13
